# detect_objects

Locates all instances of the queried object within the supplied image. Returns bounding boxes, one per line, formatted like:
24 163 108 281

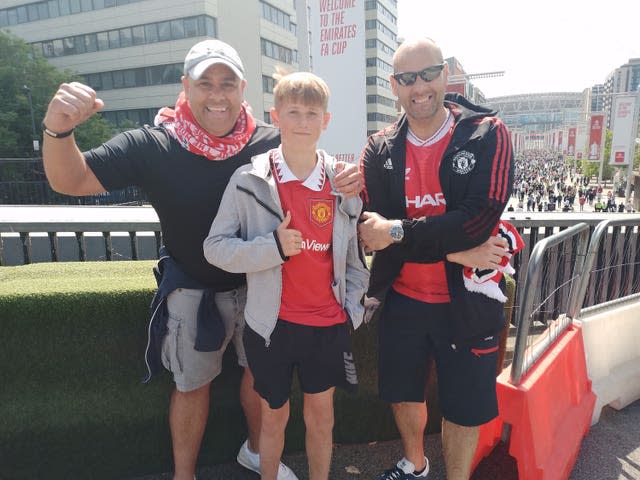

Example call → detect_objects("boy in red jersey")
203 71 369 480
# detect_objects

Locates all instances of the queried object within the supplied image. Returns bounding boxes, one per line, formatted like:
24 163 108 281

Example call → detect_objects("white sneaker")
236 439 299 480
377 456 429 479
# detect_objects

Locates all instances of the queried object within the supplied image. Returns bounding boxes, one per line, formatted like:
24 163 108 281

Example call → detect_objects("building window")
366 57 393 73
108 29 120 49
84 62 183 91
35 15 217 58
366 75 391 90
131 25 145 45
96 31 108 51
69 0 82 14
368 112 397 123
85 33 98 52
170 19 185 39
144 24 159 43
47 1 59 17
102 107 160 129
62 37 75 54
0 0 147 27
261 38 295 64
262 75 276 94
16 6 28 23
367 94 396 108
157 21 171 42
183 17 197 37
365 19 396 41
366 38 394 56
120 27 132 48
260 0 295 32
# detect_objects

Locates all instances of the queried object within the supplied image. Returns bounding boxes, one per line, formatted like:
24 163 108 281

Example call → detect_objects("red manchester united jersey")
272 149 347 326
393 117 454 303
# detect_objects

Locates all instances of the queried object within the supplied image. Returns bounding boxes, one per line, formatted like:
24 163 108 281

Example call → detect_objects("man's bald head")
393 37 444 71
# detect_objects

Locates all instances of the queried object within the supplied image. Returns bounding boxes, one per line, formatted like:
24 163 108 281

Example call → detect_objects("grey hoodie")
203 149 369 344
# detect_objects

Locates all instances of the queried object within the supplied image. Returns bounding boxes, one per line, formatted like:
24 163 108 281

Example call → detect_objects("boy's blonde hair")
272 68 330 110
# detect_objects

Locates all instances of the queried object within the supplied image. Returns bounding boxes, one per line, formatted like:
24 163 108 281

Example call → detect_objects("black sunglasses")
392 63 446 86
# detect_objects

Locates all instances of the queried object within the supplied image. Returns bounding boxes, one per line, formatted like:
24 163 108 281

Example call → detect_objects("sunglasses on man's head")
392 63 446 86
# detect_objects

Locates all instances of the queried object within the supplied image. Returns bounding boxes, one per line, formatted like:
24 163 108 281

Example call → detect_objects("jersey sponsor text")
406 192 447 208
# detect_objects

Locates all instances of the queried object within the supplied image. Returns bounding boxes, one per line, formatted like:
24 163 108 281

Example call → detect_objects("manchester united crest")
310 199 333 227
451 150 476 175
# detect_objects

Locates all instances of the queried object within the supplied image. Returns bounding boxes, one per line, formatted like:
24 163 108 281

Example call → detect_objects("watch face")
390 224 403 241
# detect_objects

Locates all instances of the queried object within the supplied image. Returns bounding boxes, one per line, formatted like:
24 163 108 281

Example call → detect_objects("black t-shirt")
85 122 280 289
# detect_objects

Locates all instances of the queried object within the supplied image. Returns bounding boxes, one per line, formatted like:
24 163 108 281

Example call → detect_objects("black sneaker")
377 456 429 479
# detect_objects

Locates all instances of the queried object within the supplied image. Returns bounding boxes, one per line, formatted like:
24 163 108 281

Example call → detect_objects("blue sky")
397 0 639 98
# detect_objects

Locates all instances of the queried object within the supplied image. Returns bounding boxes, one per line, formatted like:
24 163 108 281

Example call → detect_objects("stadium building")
485 92 584 151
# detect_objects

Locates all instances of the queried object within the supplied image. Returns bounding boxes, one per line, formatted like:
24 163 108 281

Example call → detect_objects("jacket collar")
382 93 496 149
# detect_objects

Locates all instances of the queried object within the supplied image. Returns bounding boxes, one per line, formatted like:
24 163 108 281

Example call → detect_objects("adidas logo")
383 158 393 170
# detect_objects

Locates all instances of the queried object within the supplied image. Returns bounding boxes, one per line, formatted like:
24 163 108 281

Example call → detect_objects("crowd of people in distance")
507 149 635 214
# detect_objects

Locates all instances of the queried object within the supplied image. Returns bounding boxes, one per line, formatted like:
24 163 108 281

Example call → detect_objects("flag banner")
609 95 637 166
576 121 587 159
568 127 576 156
588 114 604 161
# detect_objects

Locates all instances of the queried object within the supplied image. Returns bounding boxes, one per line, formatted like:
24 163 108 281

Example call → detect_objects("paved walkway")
128 400 640 480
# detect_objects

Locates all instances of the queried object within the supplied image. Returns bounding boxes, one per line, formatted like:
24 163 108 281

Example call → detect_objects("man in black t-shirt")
42 39 359 480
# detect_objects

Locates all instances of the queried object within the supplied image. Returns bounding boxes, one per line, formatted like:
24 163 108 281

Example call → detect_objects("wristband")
42 122 75 138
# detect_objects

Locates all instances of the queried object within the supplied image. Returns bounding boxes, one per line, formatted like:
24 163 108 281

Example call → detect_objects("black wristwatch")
389 220 404 243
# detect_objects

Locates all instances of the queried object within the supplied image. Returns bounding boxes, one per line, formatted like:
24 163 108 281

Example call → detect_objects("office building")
1 0 398 135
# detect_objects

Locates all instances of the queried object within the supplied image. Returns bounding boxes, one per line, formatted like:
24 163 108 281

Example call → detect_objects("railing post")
103 232 112 261
154 231 162 259
48 232 58 262
20 232 31 264
75 232 86 262
129 231 138 260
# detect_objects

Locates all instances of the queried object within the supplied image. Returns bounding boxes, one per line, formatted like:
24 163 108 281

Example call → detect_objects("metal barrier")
510 223 592 385
570 217 640 317
509 215 640 385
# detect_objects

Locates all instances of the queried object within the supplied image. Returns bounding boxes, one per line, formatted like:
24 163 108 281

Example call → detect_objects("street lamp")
22 85 40 153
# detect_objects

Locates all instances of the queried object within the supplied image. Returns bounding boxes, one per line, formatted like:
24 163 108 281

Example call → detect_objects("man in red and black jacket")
358 37 513 480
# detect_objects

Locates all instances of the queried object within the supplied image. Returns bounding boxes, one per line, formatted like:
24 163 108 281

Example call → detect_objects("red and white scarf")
154 91 256 161
462 221 525 302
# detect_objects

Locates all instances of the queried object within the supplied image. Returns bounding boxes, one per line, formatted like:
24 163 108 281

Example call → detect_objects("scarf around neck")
154 91 256 161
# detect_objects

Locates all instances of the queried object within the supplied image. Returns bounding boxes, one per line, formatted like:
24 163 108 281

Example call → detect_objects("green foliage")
0 31 114 158
116 118 139 132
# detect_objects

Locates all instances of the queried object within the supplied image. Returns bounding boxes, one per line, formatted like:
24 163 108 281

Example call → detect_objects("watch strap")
42 122 75 139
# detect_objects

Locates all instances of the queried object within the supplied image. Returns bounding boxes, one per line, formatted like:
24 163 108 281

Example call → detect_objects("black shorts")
378 289 499 426
244 320 358 409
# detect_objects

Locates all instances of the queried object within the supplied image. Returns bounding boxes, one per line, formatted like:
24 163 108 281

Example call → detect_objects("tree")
0 31 114 158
